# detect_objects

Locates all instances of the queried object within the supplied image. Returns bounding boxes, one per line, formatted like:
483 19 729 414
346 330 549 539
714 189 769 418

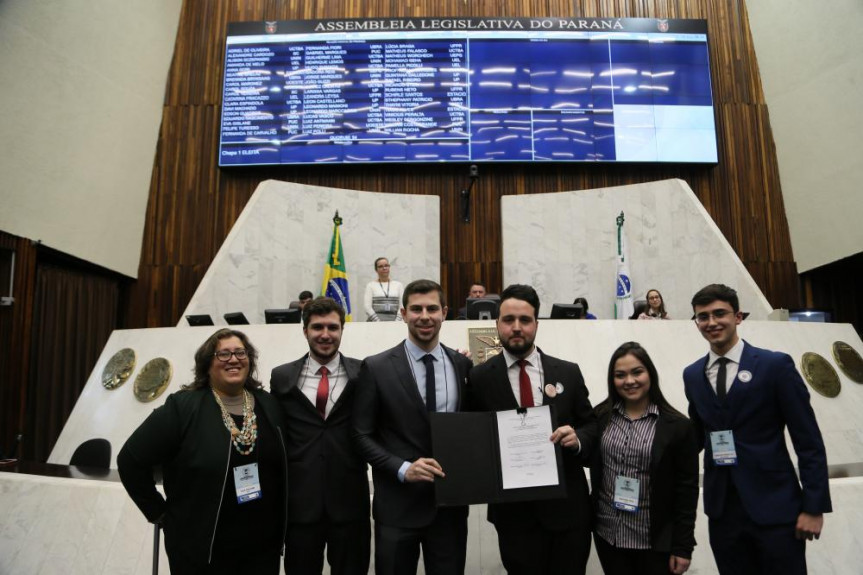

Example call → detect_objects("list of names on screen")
219 18 718 166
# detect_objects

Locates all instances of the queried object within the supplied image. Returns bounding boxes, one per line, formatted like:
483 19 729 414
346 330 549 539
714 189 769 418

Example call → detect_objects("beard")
501 335 533 357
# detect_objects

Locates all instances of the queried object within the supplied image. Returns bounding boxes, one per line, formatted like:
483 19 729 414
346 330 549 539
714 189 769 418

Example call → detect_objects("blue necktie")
422 354 436 412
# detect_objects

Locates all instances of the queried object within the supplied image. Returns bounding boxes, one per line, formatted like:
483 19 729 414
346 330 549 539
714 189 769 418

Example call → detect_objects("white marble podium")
34 319 863 575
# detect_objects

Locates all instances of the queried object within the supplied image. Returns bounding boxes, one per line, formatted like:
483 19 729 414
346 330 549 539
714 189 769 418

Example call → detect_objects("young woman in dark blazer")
591 342 699 575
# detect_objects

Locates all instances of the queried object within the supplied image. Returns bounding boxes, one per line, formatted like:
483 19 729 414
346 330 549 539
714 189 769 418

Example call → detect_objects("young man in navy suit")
683 284 831 574
353 279 473 575
270 297 370 575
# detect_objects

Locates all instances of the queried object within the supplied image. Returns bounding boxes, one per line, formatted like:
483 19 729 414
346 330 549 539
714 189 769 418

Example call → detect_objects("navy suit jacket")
683 341 832 525
352 341 472 529
270 353 370 524
465 350 598 533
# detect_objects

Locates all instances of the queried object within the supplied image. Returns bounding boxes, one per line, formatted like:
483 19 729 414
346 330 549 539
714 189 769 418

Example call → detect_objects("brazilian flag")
321 212 352 321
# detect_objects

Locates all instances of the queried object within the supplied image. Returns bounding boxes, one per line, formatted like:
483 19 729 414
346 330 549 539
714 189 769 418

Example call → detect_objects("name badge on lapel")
710 431 738 465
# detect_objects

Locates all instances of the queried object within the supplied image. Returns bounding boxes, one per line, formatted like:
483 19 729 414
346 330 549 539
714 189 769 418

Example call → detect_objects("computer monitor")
550 303 584 319
466 297 500 320
223 312 249 325
264 308 301 324
186 314 214 326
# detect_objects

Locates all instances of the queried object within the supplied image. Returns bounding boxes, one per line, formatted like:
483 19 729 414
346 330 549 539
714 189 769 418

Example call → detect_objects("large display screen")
219 17 718 166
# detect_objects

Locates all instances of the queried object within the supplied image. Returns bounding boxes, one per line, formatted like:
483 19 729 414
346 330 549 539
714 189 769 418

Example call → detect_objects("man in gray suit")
353 279 473 575
271 297 370 575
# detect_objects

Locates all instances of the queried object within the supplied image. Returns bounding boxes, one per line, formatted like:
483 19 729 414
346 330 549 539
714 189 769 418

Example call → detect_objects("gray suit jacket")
352 341 472 528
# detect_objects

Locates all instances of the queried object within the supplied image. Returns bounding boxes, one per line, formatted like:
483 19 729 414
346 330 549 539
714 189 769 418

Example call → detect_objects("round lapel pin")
737 370 752 383
544 383 557 398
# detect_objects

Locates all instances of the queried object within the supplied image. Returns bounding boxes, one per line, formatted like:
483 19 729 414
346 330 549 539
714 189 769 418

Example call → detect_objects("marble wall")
44 320 863 574
180 180 440 325
501 179 773 320
51 320 863 469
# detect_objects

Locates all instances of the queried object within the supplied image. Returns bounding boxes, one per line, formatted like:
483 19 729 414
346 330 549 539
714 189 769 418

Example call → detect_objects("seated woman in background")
590 342 699 575
638 289 670 319
573 297 598 319
118 329 288 575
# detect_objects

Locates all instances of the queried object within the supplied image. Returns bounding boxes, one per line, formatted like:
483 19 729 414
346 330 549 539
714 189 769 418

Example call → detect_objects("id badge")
233 463 262 503
613 475 640 512
710 430 737 465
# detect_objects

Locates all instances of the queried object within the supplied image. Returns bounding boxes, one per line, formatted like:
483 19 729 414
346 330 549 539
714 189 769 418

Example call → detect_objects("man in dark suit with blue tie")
270 297 370 575
683 284 831 575
353 279 473 575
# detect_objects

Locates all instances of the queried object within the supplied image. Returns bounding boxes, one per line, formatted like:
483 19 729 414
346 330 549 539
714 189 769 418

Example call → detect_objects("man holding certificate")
466 284 598 575
353 279 473 575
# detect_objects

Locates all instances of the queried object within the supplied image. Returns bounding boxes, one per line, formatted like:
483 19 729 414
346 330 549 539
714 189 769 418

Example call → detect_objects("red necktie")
316 366 329 418
517 359 534 407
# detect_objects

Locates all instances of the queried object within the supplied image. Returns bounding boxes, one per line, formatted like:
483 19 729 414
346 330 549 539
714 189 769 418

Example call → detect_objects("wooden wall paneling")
127 0 801 329
0 233 38 458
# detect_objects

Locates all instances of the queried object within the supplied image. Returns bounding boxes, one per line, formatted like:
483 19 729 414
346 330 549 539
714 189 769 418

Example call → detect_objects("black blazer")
590 403 700 559
352 341 473 529
118 387 288 569
270 353 370 524
466 350 598 532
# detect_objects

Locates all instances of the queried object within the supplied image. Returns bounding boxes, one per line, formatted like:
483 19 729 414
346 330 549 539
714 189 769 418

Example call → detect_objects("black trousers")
708 483 807 575
285 517 371 575
494 522 591 575
168 548 280 574
593 533 670 575
374 507 468 575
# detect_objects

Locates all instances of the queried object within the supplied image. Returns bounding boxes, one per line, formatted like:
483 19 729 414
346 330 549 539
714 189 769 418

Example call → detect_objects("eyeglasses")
694 310 733 325
214 349 247 362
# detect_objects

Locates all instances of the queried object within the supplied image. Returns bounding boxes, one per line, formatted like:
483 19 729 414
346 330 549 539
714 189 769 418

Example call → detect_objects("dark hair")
374 257 389 270
598 341 681 418
402 279 446 308
573 297 589 313
645 289 668 318
500 284 540 318
185 328 262 391
469 282 486 292
302 296 346 327
691 284 739 313
298 290 314 300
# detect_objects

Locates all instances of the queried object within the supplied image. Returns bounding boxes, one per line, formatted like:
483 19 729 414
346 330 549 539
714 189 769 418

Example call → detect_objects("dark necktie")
517 359 535 408
316 366 329 418
716 357 729 403
422 354 436 412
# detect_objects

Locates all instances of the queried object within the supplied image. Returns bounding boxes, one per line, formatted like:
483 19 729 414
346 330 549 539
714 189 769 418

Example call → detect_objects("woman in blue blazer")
590 342 699 575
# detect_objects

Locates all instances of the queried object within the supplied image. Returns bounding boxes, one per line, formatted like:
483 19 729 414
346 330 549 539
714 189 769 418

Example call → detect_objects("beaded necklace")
212 388 258 455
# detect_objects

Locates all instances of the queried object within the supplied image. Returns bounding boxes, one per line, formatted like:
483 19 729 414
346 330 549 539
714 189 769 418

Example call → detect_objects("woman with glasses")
590 342 699 575
638 289 671 320
118 328 288 574
363 256 404 322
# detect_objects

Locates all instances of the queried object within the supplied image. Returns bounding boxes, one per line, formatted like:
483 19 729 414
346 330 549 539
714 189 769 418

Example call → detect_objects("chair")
69 438 111 469
630 299 647 319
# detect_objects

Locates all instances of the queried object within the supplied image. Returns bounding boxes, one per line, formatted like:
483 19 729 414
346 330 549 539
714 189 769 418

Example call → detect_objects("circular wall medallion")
832 341 863 384
101 348 136 390
800 352 840 398
133 358 172 402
